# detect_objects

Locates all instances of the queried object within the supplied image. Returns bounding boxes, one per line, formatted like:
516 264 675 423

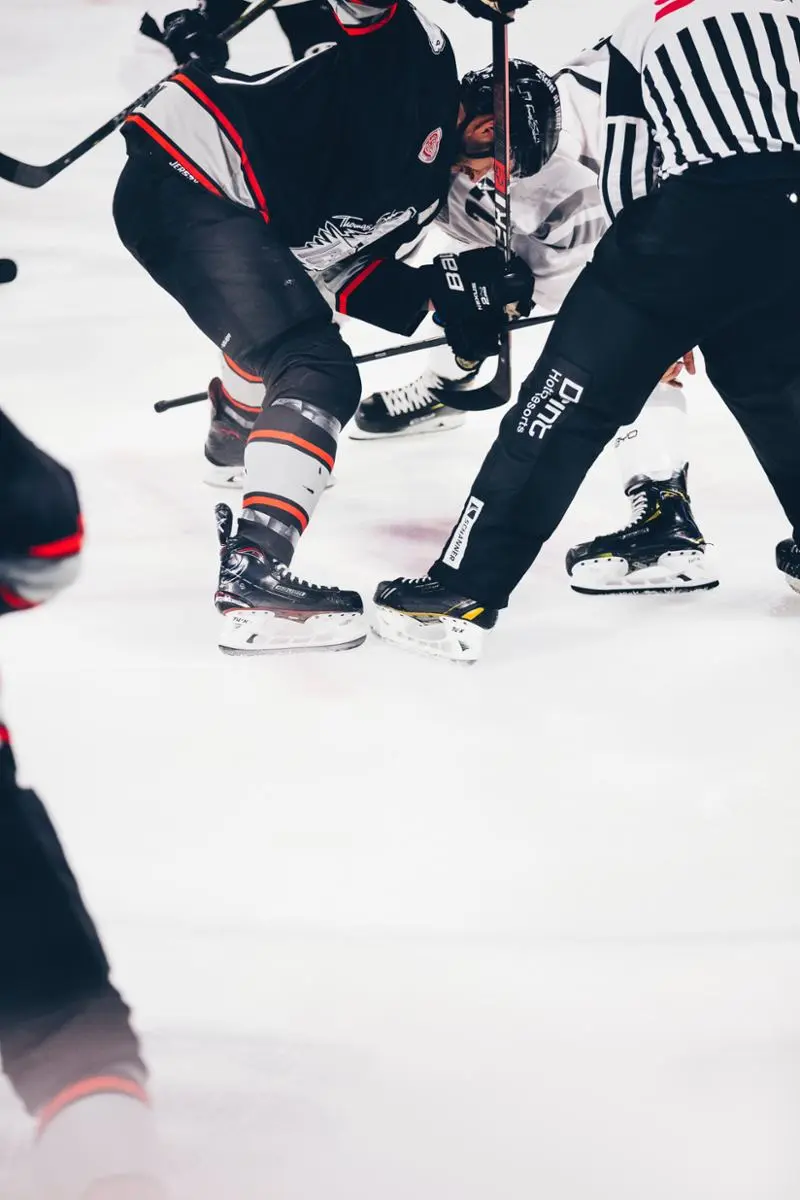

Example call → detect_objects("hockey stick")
152 310 555 413
0 0 279 189
487 15 514 404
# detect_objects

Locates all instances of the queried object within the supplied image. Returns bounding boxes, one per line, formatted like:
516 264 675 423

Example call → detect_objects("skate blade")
569 550 719 596
204 463 245 489
370 604 483 663
219 608 366 654
349 410 466 441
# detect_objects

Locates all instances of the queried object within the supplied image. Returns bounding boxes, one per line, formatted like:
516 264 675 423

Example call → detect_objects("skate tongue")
623 474 655 496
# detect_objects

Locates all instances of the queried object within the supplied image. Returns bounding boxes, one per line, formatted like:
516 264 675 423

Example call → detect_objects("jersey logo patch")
419 128 443 164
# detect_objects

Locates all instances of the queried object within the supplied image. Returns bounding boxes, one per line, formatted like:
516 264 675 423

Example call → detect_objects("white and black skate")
350 370 469 440
203 378 250 488
566 467 718 595
776 538 800 594
215 504 366 654
371 576 497 663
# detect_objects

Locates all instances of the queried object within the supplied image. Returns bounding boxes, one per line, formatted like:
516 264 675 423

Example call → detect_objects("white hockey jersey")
436 41 612 312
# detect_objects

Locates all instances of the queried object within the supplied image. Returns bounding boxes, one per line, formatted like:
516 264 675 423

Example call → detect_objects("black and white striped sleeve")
600 41 657 221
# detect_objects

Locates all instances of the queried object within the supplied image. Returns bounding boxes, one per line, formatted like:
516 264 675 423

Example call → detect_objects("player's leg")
203 355 264 488
114 157 366 653
701 288 800 596
0 738 159 1200
372 258 694 659
565 379 717 594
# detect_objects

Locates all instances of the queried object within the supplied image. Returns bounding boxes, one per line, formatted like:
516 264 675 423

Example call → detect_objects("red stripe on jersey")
0 725 10 746
337 258 385 315
331 3 397 36
124 115 224 196
28 520 84 559
172 74 270 219
655 0 696 20
0 586 37 611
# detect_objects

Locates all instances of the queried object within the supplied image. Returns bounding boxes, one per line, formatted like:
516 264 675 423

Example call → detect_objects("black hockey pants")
113 155 360 429
431 161 800 609
0 740 144 1115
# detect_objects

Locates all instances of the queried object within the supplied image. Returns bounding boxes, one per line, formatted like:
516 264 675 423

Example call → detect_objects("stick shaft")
0 0 280 188
153 312 555 412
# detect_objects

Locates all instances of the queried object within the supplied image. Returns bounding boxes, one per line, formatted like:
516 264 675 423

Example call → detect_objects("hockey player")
356 46 716 595
0 409 161 1198
114 0 533 655
372 0 800 662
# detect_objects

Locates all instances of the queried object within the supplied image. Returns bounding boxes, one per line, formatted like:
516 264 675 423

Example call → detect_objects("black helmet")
460 59 562 178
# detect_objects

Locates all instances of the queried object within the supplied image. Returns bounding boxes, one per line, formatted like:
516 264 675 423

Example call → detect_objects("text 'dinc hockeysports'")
515 357 589 440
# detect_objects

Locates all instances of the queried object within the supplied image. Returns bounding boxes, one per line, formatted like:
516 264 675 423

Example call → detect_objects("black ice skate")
566 467 718 595
215 504 366 653
203 377 251 488
350 370 469 440
776 538 800 594
371 575 497 662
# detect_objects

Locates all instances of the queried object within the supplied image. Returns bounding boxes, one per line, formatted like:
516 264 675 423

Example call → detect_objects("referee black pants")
430 163 800 609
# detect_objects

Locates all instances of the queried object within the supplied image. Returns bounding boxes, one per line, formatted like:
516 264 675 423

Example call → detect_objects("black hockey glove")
442 0 530 24
426 247 533 365
158 8 230 69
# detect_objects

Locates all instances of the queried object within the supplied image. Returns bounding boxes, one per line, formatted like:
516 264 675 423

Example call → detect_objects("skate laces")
273 561 331 592
619 488 651 532
382 374 439 417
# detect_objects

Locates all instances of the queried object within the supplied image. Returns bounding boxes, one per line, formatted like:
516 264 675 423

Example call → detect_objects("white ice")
1 1 799 1196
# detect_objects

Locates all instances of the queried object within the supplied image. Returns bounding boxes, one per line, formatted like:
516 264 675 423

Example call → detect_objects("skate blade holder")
371 604 484 663
569 549 718 595
219 608 367 655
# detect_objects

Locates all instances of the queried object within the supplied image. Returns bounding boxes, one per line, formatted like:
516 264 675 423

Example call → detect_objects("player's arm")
0 410 83 616
600 10 658 221
324 225 532 363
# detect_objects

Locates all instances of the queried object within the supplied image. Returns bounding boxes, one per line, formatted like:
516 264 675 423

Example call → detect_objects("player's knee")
257 318 361 427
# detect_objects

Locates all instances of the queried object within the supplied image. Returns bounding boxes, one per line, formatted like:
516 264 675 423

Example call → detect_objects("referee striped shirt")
601 0 800 220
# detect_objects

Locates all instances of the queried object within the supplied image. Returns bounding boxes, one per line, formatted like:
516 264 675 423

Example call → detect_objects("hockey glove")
159 8 230 69
443 0 530 23
426 247 533 365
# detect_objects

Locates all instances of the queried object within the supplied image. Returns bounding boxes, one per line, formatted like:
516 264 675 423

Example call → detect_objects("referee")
374 0 800 655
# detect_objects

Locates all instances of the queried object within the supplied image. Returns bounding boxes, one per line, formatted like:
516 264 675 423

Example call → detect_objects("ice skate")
371 576 497 663
351 369 469 440
203 377 250 488
215 505 366 654
566 467 718 595
776 538 800 594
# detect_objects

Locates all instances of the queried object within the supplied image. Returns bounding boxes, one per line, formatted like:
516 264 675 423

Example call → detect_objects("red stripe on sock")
37 1076 149 1136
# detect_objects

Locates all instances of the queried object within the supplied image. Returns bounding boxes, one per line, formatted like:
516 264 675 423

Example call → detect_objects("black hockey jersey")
124 0 460 332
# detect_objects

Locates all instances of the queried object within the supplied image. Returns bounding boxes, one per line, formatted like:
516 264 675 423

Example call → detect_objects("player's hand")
662 349 696 387
427 247 533 364
442 0 530 24
161 8 229 69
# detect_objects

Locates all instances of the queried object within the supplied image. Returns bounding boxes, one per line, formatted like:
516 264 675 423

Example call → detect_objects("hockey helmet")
459 59 562 178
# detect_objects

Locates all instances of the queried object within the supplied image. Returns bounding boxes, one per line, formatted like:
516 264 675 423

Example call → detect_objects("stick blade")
0 152 53 188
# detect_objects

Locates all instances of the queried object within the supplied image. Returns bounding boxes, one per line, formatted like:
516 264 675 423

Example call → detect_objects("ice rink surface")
1 0 800 1195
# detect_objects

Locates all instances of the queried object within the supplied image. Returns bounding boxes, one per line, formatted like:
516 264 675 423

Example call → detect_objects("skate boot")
371 576 497 663
203 377 252 488
566 466 718 595
214 504 366 654
776 538 800 594
350 369 470 439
